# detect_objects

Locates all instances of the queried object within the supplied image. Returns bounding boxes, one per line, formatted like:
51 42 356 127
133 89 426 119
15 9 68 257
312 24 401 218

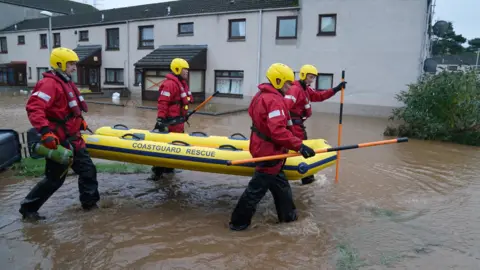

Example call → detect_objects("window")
214 70 244 96
18 35 25 45
276 16 298 39
106 28 120 50
228 19 246 40
178 22 194 36
28 67 31 79
0 67 7 84
318 14 337 36
53 33 61 47
40 34 47 49
0 37 7 53
37 67 49 81
188 71 204 93
138 25 154 49
134 69 142 86
316 73 333 89
144 70 169 91
79 30 89 41
105 68 124 84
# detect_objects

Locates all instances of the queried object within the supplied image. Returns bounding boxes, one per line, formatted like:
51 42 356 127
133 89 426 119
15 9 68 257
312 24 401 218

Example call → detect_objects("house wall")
0 24 128 89
0 0 431 117
0 2 64 30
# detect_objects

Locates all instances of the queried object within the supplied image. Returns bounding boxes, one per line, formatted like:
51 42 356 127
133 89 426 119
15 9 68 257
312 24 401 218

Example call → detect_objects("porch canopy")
73 45 102 66
134 44 207 70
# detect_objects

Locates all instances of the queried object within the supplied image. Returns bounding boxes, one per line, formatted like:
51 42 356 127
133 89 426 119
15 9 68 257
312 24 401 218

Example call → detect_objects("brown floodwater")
0 93 479 269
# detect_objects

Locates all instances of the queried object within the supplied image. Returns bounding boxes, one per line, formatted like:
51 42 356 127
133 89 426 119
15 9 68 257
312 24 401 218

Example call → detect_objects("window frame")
17 35 25 45
138 25 154 49
53 32 61 48
228 18 246 41
276 16 298 40
315 73 334 89
317 14 337 36
106 28 120 51
0 37 7 53
214 70 244 98
37 67 49 81
178 22 194 36
104 68 124 85
79 30 89 41
40 33 47 49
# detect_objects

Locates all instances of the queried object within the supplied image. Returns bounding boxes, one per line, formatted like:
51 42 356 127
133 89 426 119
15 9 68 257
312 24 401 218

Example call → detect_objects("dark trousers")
19 148 100 213
150 122 182 176
230 171 298 229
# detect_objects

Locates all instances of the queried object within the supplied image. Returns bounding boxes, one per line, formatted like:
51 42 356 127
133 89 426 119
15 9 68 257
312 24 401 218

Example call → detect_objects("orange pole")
226 137 408 166
186 91 219 119
335 70 346 183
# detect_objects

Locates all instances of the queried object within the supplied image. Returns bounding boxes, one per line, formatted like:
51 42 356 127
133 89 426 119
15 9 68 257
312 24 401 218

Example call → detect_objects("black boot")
19 209 46 222
301 175 316 185
147 167 164 181
82 203 98 211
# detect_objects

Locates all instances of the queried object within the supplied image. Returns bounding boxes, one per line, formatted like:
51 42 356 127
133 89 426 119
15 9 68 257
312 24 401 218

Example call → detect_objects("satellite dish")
423 58 438 73
432 20 449 37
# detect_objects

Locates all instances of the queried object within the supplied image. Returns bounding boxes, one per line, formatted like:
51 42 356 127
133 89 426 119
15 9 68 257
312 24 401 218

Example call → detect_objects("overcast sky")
74 0 479 40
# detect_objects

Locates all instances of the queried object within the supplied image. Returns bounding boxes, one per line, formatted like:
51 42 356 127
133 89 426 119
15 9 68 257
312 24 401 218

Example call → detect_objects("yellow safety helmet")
50 47 79 72
266 63 295 89
170 58 190 75
299 64 318 80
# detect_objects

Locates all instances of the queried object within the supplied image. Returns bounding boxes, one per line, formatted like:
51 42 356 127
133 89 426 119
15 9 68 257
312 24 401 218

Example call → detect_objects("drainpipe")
256 9 263 85
126 20 130 90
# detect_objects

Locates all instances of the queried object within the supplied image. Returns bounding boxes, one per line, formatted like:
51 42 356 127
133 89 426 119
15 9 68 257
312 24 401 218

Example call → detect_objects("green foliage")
11 158 150 178
431 21 467 56
466 38 480 53
384 70 480 146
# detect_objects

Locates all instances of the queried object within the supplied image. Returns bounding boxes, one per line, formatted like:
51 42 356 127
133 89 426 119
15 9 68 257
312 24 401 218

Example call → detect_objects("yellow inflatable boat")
83 133 336 181
94 124 326 151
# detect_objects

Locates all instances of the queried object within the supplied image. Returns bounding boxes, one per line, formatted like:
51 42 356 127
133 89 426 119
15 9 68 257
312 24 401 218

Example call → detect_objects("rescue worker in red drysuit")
229 63 317 231
284 64 347 185
148 58 193 181
19 47 100 221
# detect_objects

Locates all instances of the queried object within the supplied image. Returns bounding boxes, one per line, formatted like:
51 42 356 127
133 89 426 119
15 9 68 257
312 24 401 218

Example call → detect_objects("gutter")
126 20 130 89
256 9 263 85
0 6 300 34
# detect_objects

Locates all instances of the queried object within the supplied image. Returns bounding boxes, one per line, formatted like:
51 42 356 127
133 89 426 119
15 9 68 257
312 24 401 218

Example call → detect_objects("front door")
88 67 100 92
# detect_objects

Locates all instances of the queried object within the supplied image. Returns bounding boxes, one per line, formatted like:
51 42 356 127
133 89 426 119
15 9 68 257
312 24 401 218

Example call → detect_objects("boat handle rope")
121 133 142 140
190 131 208 137
113 124 129 130
170 140 190 146
229 133 247 139
219 144 239 151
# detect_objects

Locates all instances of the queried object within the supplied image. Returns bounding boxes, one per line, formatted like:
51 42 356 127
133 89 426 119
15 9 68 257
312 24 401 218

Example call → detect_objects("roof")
0 0 98 15
73 45 101 63
0 0 298 32
429 53 479 66
134 44 208 69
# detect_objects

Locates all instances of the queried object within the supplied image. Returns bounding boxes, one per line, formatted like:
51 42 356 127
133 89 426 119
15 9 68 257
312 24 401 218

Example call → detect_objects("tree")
431 21 467 56
467 38 480 52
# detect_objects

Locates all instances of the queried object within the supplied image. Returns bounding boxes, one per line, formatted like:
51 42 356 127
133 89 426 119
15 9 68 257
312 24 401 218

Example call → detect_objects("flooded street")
0 95 479 269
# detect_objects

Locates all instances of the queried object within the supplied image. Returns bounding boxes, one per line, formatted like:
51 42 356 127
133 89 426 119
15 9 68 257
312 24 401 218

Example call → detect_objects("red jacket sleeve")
26 79 57 133
307 86 335 102
157 80 178 118
284 86 300 111
265 100 303 151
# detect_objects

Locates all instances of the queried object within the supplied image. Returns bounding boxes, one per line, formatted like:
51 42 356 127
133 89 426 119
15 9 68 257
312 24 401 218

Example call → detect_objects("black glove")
333 81 347 93
299 143 316 158
155 118 168 132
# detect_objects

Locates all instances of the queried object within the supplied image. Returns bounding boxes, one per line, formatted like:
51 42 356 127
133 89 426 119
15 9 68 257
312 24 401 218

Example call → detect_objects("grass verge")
11 158 150 177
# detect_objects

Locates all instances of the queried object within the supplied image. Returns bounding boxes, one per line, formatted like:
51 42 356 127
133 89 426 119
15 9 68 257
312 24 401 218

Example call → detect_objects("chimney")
14 24 17 30
71 8 75 14
167 6 171 16
101 13 104 21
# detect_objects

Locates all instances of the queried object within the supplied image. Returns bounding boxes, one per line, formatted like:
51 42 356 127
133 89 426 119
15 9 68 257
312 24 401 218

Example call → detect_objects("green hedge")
384 69 480 146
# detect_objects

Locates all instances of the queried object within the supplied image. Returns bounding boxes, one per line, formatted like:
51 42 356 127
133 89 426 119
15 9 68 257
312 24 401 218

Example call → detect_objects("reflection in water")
0 96 479 269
